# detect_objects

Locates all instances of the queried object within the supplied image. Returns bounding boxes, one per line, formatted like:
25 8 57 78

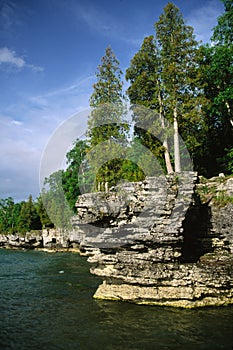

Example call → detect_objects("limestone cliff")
1 172 232 308
0 228 82 251
73 172 233 308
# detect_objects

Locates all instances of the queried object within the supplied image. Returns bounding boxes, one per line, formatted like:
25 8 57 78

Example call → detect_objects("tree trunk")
163 139 173 174
173 106 181 172
157 82 174 174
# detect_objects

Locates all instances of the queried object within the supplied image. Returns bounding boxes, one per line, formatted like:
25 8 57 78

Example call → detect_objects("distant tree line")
0 195 53 235
0 1 232 233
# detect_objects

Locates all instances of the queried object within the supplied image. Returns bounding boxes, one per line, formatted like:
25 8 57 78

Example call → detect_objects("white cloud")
0 47 24 68
187 0 224 43
0 47 44 72
27 64 44 72
11 119 23 126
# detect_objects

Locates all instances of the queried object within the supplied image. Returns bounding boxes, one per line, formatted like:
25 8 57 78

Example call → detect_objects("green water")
0 249 232 350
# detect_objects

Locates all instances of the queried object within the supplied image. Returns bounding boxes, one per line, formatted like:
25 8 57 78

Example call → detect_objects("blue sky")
0 0 224 201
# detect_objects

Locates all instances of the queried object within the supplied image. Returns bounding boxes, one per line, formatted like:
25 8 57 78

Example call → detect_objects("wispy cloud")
0 47 44 72
0 47 24 67
0 75 94 201
187 0 224 43
77 4 113 34
0 0 20 32
41 75 95 98
75 3 141 47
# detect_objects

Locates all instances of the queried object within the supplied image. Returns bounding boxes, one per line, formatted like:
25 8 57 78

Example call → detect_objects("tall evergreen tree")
87 46 129 189
154 2 206 172
42 170 73 229
18 195 42 232
212 0 233 45
89 46 124 108
35 195 54 228
126 3 206 173
200 0 233 175
126 35 173 174
62 139 89 209
0 197 15 233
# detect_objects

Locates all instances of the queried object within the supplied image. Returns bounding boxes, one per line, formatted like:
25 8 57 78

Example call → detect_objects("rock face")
73 172 233 308
0 228 82 251
1 173 232 308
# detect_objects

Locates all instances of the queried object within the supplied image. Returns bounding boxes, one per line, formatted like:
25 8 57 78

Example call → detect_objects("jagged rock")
1 172 232 308
0 228 82 251
73 172 233 308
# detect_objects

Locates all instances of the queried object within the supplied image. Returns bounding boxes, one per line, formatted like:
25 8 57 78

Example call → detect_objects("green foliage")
62 139 89 210
125 36 173 173
35 195 54 228
199 0 233 176
126 35 161 110
42 170 73 229
196 174 233 207
0 197 18 234
214 190 233 207
89 46 124 107
2 2 232 232
226 147 233 174
0 196 43 234
154 2 207 164
17 195 42 233
87 46 130 188
126 3 207 174
211 0 233 45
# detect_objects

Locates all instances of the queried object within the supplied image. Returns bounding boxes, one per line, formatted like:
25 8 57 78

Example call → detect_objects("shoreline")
0 245 81 254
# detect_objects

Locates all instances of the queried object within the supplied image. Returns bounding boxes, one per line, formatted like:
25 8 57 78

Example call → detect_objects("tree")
126 3 206 174
35 195 54 228
90 46 124 108
212 0 233 45
199 0 233 175
125 35 173 174
87 46 129 188
0 197 16 233
18 195 42 232
62 139 89 209
42 170 73 229
154 2 206 172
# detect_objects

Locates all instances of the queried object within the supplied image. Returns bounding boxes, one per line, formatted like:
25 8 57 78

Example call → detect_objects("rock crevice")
73 172 233 308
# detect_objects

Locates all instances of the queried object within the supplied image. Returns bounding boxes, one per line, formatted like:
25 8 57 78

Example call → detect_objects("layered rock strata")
73 172 233 308
0 228 82 251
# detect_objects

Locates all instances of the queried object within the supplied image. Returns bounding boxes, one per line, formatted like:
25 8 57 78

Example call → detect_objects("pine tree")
62 139 89 208
35 196 54 228
126 3 206 173
126 35 173 174
200 0 233 175
18 195 42 232
90 46 124 108
87 46 129 189
0 197 16 233
42 171 73 229
212 0 233 45
154 2 206 172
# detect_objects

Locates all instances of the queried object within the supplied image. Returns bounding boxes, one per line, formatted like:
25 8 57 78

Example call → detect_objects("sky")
0 0 224 202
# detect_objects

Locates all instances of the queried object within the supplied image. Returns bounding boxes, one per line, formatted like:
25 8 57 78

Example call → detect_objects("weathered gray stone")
73 172 233 308
1 173 232 308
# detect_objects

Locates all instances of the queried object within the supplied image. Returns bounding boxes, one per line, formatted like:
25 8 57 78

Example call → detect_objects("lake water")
0 249 232 350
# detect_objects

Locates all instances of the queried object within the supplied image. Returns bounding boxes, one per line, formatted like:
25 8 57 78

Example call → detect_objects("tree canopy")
1 1 232 234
